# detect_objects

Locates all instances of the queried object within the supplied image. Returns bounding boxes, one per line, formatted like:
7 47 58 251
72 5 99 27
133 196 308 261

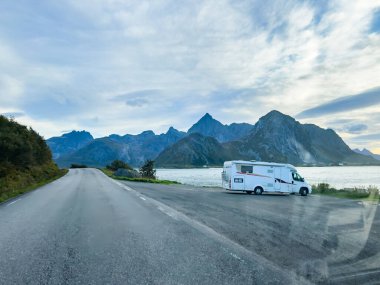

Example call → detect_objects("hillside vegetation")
0 116 66 202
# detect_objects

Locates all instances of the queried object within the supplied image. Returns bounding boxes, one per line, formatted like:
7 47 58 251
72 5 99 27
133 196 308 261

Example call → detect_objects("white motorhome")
222 160 312 196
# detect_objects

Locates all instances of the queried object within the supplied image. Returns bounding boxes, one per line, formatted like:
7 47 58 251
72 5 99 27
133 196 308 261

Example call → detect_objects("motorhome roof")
227 160 296 169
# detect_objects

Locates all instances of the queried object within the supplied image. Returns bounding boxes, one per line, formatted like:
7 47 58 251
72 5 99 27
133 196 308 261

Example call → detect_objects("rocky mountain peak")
139 130 155 137
201 113 213 120
47 130 94 160
259 110 296 125
62 130 93 140
166 126 178 134
188 113 224 134
189 113 222 129
353 148 380 161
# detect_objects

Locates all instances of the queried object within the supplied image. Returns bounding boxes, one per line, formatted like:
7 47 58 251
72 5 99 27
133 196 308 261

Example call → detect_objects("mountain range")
48 127 186 167
47 110 380 168
353 148 380 161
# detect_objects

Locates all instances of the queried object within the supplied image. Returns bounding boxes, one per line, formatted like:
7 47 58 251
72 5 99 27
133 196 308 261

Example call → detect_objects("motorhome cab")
222 160 312 196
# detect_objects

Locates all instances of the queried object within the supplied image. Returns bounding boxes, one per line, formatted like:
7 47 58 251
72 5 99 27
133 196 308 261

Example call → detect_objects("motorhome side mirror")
292 181 294 184
301 178 304 182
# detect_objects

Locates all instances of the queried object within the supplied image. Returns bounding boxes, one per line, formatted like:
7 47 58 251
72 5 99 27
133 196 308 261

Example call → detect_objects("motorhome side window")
241 165 253 173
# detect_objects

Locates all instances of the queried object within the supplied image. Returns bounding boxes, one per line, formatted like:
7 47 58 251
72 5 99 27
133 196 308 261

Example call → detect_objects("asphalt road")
0 169 379 284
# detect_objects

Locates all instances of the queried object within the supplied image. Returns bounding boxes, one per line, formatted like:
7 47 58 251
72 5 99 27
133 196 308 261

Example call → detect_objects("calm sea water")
156 166 380 189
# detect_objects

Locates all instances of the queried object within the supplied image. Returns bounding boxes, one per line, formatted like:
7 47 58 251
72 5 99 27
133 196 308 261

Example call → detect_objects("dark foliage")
70 164 88 168
106 159 133 171
0 116 52 173
0 115 62 201
139 160 156 179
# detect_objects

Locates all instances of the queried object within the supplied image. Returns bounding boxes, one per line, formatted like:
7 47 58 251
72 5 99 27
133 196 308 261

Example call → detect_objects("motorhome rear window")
241 165 253 173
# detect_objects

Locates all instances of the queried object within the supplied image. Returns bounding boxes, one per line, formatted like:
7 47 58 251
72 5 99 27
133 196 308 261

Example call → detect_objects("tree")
106 160 132 171
139 160 156 179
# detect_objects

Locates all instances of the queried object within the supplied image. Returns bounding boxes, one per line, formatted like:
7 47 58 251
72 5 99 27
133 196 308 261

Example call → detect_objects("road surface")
0 169 379 284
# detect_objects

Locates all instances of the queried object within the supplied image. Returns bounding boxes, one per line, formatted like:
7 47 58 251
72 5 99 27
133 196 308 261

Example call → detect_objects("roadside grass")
100 168 180 185
312 183 379 202
0 168 68 203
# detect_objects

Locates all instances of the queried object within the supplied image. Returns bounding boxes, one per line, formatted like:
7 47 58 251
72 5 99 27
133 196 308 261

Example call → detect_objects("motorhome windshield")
292 172 304 182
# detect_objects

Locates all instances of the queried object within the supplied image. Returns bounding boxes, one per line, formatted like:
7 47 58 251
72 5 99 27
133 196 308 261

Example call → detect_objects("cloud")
352 133 380 141
125 98 147 107
339 123 368 134
1 112 25 118
0 0 379 149
110 89 162 107
296 87 380 118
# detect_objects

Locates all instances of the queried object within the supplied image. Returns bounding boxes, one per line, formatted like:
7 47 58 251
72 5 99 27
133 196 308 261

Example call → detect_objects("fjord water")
156 166 380 189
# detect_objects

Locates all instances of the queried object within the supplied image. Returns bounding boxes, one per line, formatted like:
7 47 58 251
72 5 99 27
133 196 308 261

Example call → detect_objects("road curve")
0 168 308 285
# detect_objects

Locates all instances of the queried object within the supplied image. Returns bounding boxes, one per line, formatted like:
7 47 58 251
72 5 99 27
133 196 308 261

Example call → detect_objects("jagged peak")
64 130 89 134
61 130 93 139
201 113 213 120
193 113 221 125
188 113 224 133
166 126 179 134
258 110 296 124
139 130 155 136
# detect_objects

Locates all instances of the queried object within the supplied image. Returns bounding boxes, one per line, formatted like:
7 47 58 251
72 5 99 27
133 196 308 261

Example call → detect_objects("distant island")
47 110 380 168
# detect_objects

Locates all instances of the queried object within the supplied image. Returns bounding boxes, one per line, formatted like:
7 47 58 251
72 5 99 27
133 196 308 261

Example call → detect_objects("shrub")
367 185 379 196
106 160 133 171
139 160 156 179
312 183 331 193
0 115 63 202
70 164 88 168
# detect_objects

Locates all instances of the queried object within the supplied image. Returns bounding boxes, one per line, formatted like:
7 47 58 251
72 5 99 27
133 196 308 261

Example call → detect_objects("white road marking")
149 194 309 282
157 206 178 219
104 174 309 284
123 186 132 191
140 197 146 201
7 199 21 206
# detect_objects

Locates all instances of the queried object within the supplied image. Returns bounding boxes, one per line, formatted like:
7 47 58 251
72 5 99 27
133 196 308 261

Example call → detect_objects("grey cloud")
1 112 25 118
338 124 368 134
110 89 162 107
296 87 380 119
352 133 380 141
125 98 148 107
331 121 368 134
111 89 162 101
327 118 355 125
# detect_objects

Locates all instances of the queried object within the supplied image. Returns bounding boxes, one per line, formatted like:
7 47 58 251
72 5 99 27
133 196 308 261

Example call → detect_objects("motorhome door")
274 167 281 190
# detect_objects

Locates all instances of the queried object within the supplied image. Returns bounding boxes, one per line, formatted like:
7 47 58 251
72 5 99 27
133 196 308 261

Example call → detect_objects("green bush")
139 160 156 179
106 160 133 171
312 183 379 200
312 183 332 193
0 115 64 202
0 116 52 169
70 164 88 168
100 168 179 185
114 176 179 184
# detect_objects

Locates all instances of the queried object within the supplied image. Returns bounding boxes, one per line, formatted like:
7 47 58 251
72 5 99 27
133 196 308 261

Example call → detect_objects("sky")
0 0 380 153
